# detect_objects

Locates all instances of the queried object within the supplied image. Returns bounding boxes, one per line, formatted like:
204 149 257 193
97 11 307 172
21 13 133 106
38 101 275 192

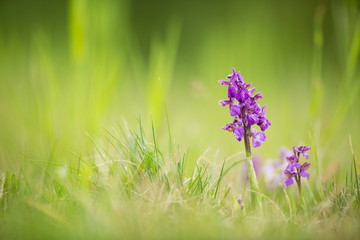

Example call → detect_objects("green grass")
0 121 359 239
0 0 360 239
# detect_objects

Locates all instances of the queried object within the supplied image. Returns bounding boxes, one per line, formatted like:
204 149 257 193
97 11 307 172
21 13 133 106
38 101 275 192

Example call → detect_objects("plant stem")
297 177 302 201
294 153 303 204
243 126 262 210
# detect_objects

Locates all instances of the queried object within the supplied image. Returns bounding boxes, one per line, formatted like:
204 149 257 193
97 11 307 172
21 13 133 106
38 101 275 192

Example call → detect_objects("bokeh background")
0 0 359 180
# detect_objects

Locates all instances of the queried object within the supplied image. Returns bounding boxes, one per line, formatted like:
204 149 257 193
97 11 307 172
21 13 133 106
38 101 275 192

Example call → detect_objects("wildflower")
250 129 266 148
218 99 233 106
293 145 311 159
283 146 311 187
283 145 311 198
221 123 237 131
218 68 271 148
234 127 245 141
218 68 270 209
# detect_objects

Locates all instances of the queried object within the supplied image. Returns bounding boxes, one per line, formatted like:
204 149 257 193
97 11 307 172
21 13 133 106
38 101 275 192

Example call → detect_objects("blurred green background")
0 0 359 178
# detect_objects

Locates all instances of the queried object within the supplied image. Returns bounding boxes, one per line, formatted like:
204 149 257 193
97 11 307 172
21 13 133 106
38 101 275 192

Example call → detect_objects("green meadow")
0 0 359 239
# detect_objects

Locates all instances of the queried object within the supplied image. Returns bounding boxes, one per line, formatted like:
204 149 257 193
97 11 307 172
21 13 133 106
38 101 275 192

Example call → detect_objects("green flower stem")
295 172 304 206
243 126 262 209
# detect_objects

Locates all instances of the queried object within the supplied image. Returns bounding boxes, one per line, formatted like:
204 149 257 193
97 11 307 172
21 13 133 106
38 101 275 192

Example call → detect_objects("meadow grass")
0 119 359 239
1 0 360 239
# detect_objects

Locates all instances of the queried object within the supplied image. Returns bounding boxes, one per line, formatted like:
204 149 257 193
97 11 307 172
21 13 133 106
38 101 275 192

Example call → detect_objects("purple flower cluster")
283 145 311 187
218 68 271 147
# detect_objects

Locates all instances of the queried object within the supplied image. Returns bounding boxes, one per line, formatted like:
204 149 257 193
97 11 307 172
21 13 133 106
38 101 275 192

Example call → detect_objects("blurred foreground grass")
1 121 359 239
0 0 360 239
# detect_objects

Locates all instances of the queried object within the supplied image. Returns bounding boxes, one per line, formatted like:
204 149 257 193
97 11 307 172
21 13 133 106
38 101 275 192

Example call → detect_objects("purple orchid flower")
221 123 237 131
218 68 269 209
218 68 271 148
283 145 311 197
234 127 245 141
293 145 311 159
250 129 266 148
218 99 233 106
